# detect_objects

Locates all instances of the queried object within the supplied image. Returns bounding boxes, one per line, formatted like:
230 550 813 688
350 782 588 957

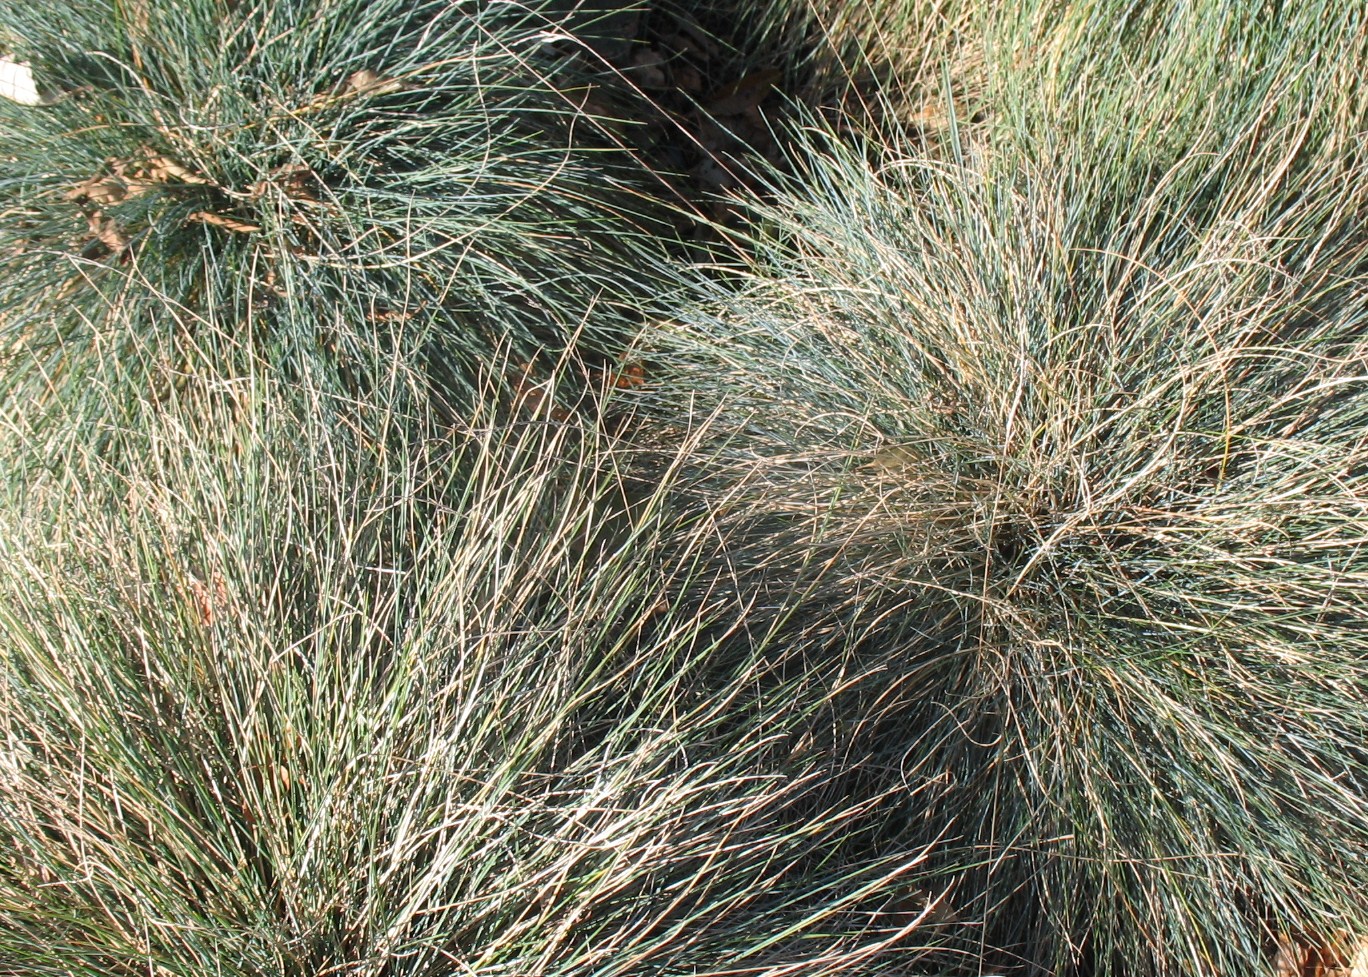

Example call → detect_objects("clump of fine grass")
632 3 1368 973
0 354 954 976
0 0 673 453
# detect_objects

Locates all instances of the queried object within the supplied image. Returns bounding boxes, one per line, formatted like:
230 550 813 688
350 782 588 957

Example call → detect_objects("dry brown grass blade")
339 68 404 97
186 211 262 234
141 152 211 186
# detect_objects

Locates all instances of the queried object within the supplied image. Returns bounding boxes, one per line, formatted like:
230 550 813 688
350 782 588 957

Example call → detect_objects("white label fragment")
0 58 51 105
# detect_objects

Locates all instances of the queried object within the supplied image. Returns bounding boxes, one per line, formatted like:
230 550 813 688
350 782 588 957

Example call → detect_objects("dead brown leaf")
65 175 129 207
1348 937 1368 977
141 152 210 186
704 68 781 116
628 48 669 90
187 211 262 234
66 148 210 211
188 571 229 629
667 19 721 59
340 68 404 97
250 162 320 203
509 361 572 422
1273 932 1368 977
608 359 646 389
86 211 129 252
368 309 411 323
672 62 703 96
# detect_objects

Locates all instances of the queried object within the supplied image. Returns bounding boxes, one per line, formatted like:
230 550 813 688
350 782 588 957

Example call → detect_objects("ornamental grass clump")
634 5 1368 973
0 363 952 976
0 0 671 449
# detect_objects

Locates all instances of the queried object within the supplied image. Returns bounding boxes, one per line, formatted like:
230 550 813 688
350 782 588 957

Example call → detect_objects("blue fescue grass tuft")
633 4 1368 972
7 1 1368 974
0 0 674 453
0 361 956 976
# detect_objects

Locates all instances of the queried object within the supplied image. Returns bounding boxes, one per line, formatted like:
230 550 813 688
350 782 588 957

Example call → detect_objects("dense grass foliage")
0 0 671 451
0 372 954 976
634 4 1368 974
4 1 1368 975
